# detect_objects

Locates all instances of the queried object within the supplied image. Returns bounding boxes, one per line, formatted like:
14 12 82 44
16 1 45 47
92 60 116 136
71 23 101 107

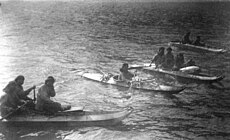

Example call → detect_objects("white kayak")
77 71 185 94
169 41 227 53
129 63 224 83
130 63 201 74
0 107 133 127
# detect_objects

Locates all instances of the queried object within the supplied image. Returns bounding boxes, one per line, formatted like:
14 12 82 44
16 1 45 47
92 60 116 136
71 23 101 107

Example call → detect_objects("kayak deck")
1 107 133 127
77 71 185 94
130 64 224 83
169 41 227 53
143 67 224 83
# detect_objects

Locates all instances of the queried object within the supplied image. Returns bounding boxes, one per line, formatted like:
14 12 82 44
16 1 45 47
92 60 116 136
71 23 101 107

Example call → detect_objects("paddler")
0 75 36 116
192 36 205 46
150 47 165 68
182 32 192 44
162 47 175 70
173 53 197 71
35 76 71 114
118 63 135 83
173 53 185 71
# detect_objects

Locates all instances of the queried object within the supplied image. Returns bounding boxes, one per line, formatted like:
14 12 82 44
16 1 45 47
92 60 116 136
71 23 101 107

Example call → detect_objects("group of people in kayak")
150 47 196 71
117 46 197 84
182 32 205 46
117 47 196 84
0 75 71 117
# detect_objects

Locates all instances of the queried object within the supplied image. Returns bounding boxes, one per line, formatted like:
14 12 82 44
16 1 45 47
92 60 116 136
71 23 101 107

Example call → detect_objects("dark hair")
15 75 25 82
45 76 55 84
167 47 172 51
122 63 129 68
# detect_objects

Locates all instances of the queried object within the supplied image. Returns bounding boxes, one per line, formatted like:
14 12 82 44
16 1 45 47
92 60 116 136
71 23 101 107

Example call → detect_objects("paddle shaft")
0 102 27 121
33 89 36 103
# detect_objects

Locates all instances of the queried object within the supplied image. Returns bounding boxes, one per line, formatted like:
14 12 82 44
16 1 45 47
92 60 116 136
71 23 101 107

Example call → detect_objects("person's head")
15 75 25 86
166 47 172 52
45 76 55 86
120 63 129 72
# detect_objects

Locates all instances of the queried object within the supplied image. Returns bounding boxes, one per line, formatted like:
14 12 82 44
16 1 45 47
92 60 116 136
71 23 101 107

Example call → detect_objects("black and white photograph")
0 0 229 139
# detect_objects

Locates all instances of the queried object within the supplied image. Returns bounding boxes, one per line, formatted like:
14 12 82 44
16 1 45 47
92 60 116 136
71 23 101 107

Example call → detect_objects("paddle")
0 102 27 121
33 89 36 103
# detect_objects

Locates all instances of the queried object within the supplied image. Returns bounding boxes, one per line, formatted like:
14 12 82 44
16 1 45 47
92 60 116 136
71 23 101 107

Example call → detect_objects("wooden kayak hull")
0 107 133 127
169 41 227 53
77 71 185 94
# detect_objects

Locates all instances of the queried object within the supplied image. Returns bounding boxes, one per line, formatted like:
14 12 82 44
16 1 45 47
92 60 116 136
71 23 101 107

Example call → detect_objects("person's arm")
150 54 158 66
118 73 124 81
48 85 56 97
23 86 36 95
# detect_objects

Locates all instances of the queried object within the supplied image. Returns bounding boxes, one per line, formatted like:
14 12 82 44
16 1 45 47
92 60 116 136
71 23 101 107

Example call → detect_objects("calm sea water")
0 1 230 140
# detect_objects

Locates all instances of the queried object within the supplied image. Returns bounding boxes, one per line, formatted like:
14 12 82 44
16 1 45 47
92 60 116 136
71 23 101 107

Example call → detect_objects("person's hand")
31 85 36 90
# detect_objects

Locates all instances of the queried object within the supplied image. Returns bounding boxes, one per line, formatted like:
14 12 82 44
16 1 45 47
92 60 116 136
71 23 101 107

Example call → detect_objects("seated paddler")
150 47 165 68
118 63 135 83
192 36 205 46
35 76 71 114
0 75 36 117
182 32 192 44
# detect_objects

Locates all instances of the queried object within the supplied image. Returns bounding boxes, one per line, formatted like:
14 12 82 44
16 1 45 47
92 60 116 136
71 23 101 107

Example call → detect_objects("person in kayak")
173 53 197 71
0 75 36 116
173 53 185 71
150 47 165 68
118 63 135 83
162 47 175 70
182 32 192 44
193 36 205 46
35 76 71 114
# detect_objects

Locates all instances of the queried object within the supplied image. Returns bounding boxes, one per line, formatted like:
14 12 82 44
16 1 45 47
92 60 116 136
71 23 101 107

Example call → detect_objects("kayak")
0 107 133 127
169 41 227 53
130 63 201 74
77 71 185 94
130 64 224 84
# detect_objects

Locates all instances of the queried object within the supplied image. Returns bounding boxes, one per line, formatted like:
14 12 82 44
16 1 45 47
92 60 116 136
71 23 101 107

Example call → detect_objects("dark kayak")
77 71 185 94
0 107 133 127
169 41 227 53
130 64 224 84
